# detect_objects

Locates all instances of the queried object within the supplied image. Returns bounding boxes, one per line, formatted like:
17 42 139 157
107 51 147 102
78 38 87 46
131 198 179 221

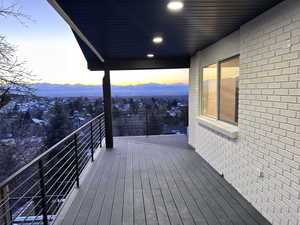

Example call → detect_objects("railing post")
74 134 80 188
0 185 11 225
38 160 48 225
145 110 149 137
90 122 94 162
99 116 102 148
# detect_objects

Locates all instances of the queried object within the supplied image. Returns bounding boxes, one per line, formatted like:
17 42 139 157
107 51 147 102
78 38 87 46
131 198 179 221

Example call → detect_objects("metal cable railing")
0 113 105 225
112 108 188 137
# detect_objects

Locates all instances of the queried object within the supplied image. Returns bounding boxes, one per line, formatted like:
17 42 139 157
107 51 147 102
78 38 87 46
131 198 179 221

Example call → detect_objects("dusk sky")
1 0 188 86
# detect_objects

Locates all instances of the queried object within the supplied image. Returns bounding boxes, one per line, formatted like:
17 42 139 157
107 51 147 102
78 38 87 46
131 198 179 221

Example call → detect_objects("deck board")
152 153 196 225
133 149 147 225
72 152 109 225
57 135 271 225
172 146 261 225
85 151 118 225
167 150 232 225
123 149 134 225
110 151 126 225
146 151 171 225
165 150 220 225
139 150 158 225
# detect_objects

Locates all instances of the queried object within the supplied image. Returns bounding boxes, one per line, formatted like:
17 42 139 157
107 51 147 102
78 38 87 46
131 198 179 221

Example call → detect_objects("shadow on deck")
55 135 271 225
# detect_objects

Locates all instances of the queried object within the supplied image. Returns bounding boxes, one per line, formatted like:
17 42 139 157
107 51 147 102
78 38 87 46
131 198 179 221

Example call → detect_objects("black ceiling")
53 0 283 70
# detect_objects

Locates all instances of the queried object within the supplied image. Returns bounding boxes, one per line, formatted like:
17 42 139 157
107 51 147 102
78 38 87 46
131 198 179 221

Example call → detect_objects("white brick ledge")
196 116 239 139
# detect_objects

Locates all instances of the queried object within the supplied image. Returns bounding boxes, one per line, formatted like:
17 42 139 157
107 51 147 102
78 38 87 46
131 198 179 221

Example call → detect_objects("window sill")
196 116 238 139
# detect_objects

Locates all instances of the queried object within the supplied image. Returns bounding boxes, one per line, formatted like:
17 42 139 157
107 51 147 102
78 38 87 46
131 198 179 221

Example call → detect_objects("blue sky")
1 0 188 85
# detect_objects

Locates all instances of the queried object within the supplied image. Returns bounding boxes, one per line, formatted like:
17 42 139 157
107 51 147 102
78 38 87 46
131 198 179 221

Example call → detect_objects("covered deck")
55 135 270 225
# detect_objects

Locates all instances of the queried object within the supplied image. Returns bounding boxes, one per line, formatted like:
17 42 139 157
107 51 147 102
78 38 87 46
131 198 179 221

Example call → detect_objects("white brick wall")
189 0 300 224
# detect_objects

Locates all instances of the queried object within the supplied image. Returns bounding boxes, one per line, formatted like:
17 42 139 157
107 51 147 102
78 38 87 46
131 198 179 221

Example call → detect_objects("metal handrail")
0 113 105 225
0 113 104 188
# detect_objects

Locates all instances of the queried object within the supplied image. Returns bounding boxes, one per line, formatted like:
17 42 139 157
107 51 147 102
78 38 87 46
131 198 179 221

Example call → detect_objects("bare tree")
0 3 35 108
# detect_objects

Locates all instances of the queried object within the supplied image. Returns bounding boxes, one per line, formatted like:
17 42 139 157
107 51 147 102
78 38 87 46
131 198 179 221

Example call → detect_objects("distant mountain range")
31 83 188 97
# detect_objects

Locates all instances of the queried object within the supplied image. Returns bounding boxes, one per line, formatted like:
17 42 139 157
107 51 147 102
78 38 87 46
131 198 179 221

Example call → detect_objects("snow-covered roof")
32 118 47 125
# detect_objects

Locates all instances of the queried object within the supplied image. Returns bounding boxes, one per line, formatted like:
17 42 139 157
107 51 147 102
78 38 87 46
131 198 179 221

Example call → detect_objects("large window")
201 56 239 125
202 64 217 118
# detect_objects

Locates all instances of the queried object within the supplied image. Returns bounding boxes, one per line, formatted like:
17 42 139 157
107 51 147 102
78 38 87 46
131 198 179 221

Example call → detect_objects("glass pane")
220 57 239 125
202 64 217 118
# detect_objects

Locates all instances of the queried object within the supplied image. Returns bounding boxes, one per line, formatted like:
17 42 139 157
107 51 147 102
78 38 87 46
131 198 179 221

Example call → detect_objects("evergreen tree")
23 110 31 122
87 103 94 116
13 103 19 112
171 99 178 107
35 109 44 120
94 99 103 115
0 143 17 182
67 101 75 116
44 102 72 149
72 97 83 112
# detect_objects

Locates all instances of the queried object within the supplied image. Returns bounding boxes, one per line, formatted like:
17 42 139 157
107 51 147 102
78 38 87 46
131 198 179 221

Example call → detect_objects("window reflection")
220 57 239 125
202 64 217 118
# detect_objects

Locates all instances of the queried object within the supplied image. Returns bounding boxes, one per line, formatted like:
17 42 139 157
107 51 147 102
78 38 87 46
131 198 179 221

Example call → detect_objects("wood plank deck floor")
56 135 271 225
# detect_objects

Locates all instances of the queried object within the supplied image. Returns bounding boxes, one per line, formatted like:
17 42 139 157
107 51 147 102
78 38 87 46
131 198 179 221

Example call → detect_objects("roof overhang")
48 0 284 71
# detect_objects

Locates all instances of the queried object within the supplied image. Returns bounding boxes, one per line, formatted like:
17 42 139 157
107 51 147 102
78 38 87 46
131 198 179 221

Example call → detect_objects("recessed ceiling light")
147 54 154 58
153 36 163 44
167 1 184 12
